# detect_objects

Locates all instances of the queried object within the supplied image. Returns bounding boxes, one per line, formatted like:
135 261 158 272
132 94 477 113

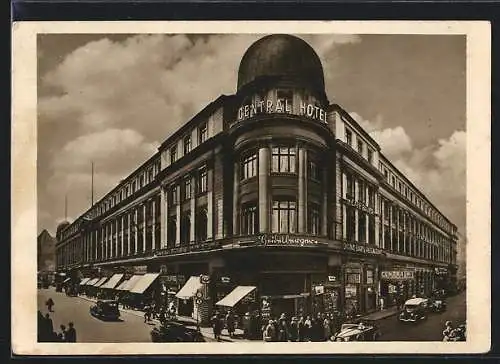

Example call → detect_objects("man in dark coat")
65 322 77 342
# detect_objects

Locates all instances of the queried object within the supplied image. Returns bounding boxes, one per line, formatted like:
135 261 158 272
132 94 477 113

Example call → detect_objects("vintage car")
90 299 121 321
398 297 428 323
150 322 205 342
428 297 447 313
331 322 381 342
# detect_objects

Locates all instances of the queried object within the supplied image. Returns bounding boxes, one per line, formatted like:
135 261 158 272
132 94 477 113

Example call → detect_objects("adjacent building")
55 34 458 323
38 229 56 272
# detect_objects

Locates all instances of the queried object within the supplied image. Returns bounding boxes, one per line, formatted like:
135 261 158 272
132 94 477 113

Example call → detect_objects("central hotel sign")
237 99 327 123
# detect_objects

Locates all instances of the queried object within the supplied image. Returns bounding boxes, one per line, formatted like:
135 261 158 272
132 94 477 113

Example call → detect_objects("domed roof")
237 34 325 91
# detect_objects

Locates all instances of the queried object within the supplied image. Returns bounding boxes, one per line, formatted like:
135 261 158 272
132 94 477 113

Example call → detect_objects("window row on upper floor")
379 162 453 234
240 145 322 181
168 165 209 206
168 122 208 166
344 126 375 166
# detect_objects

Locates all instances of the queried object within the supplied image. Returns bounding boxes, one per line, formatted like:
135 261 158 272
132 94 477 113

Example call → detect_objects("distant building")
37 229 56 272
55 34 459 323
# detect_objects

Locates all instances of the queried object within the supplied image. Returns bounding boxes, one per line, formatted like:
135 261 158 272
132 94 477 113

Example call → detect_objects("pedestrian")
46 297 54 312
58 324 67 342
263 319 276 342
242 312 251 339
323 314 332 341
44 313 54 336
226 311 236 338
144 305 151 323
289 317 299 342
304 315 312 341
211 312 222 341
297 315 305 342
277 313 289 342
65 322 77 342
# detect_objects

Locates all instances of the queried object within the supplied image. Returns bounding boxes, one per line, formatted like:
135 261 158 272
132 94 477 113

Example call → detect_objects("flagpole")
65 194 68 220
91 161 94 207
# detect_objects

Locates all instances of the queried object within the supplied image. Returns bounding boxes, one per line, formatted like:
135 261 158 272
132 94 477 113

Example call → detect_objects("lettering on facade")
341 198 376 215
236 99 327 123
343 241 382 255
258 234 326 248
381 270 415 280
156 241 221 256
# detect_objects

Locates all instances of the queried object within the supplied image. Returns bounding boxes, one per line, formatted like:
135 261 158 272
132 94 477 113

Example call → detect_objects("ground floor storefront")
62 244 454 326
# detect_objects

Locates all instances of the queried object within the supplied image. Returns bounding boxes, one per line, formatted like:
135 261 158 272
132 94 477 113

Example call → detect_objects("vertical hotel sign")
237 98 327 123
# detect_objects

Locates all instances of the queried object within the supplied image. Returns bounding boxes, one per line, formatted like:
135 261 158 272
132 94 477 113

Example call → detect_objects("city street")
377 290 466 341
38 287 466 343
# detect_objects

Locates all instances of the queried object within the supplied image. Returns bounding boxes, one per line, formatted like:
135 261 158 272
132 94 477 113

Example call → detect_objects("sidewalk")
77 294 246 342
360 306 399 321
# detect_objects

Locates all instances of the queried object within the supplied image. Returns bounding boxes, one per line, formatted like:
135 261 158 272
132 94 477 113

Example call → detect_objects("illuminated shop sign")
258 234 327 248
343 241 382 255
381 270 415 280
237 99 327 123
341 198 375 215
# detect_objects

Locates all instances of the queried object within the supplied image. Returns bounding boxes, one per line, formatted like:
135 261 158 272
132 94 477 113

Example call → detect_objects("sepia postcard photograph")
11 20 490 355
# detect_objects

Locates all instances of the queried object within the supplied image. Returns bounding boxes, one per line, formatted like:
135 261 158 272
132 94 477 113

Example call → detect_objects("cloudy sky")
37 33 466 240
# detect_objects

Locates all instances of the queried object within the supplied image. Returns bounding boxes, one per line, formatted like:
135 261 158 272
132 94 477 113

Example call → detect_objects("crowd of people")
208 310 345 342
37 309 77 342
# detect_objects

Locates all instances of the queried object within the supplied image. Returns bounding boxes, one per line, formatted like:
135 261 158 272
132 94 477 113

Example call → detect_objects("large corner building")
55 34 458 323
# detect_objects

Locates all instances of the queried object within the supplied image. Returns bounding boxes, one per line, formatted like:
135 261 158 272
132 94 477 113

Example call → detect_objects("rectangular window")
308 204 321 235
368 215 375 245
272 200 296 233
183 135 192 155
358 179 366 203
271 146 296 173
170 145 177 164
346 129 352 146
171 185 179 205
357 140 363 154
241 153 257 180
308 159 320 181
368 186 375 208
198 167 208 193
358 213 367 243
391 176 396 187
346 172 354 200
346 206 356 242
241 204 258 235
198 123 208 144
183 178 192 200
367 149 373 164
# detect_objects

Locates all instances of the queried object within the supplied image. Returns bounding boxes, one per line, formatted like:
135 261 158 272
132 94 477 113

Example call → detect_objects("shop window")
198 167 208 193
366 269 374 284
241 153 257 180
271 146 296 173
183 135 192 155
358 213 367 243
183 177 192 200
241 204 258 235
198 123 208 144
170 145 177 164
308 204 321 235
180 213 191 245
196 208 208 242
346 206 356 242
271 200 297 233
167 216 176 247
346 129 352 146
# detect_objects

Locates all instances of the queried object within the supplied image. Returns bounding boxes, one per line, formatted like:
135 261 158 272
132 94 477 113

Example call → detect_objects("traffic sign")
195 291 203 299
195 298 203 305
200 275 210 284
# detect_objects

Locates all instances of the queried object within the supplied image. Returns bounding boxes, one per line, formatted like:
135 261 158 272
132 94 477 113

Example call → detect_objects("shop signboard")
155 241 221 257
381 270 415 280
343 241 382 255
327 275 338 283
221 276 231 284
257 234 327 248
345 284 357 298
314 285 325 295
133 265 148 274
341 198 376 215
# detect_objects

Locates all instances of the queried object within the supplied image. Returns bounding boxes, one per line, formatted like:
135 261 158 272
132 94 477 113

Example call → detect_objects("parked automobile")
150 322 205 342
398 297 428 323
90 300 121 321
331 321 381 342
